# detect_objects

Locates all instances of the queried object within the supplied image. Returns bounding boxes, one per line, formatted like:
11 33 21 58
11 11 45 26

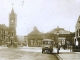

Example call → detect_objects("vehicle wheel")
50 50 52 54
42 50 44 53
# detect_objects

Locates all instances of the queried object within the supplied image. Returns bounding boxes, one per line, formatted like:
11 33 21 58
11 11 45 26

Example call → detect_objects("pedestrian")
70 45 73 52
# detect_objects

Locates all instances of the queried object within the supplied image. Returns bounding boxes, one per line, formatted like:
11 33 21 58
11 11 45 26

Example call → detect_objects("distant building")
24 36 28 46
0 24 9 46
43 26 75 48
28 26 43 47
27 26 75 47
0 8 18 46
75 16 80 47
8 8 17 47
50 26 70 34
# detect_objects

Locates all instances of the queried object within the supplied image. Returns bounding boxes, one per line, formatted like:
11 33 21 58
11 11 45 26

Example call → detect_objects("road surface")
0 47 58 60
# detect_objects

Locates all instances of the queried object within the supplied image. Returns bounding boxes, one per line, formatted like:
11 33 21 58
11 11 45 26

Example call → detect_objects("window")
48 41 51 44
79 29 80 36
77 30 78 37
12 33 14 36
31 40 33 46
76 40 78 46
43 41 53 45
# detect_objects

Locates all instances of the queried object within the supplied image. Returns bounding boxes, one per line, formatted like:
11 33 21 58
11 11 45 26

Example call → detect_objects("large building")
27 26 43 47
26 26 75 47
8 8 17 47
0 8 17 47
0 24 9 46
75 16 80 47
49 26 74 46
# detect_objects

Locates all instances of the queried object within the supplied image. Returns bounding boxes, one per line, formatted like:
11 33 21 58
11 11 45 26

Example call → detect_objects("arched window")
76 40 78 46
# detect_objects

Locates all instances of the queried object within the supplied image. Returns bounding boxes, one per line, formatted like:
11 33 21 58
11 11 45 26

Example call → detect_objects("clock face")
11 20 14 22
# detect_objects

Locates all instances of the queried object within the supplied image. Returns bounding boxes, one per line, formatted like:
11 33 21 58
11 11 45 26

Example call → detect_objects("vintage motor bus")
42 39 54 53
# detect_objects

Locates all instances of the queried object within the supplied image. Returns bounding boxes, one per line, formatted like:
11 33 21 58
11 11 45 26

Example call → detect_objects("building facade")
75 16 80 47
28 26 43 47
8 8 17 47
27 26 75 47
0 24 9 46
49 26 74 47
44 32 75 48
0 8 17 47
28 27 75 47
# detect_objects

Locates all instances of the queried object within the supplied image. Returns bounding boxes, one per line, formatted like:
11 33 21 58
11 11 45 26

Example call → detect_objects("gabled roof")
75 15 80 29
28 26 42 36
28 26 43 40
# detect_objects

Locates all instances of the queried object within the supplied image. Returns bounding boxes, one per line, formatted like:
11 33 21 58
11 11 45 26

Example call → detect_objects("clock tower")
9 8 17 31
8 8 17 47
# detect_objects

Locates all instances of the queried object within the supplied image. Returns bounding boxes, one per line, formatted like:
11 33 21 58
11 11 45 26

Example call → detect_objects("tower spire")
11 2 14 13
12 2 14 7
11 8 14 14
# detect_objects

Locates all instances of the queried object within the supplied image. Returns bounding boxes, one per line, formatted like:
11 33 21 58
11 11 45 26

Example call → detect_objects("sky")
0 0 80 36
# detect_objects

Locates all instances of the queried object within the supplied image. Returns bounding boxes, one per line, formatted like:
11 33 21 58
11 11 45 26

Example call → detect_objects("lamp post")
57 31 59 54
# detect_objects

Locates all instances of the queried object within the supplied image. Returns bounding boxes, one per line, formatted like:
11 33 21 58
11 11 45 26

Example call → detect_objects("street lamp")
57 31 59 54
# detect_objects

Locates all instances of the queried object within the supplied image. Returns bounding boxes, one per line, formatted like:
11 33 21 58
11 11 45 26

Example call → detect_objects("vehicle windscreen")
43 41 53 45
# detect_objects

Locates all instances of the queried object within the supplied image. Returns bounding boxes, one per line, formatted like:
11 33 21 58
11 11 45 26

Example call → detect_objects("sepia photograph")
0 0 80 60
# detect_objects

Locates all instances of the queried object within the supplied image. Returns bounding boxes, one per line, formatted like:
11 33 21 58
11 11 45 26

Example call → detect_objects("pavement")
53 48 80 60
0 46 7 49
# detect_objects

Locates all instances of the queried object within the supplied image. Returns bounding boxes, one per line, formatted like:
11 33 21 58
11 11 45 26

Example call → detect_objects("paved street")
0 47 58 60
53 47 80 60
58 52 80 60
